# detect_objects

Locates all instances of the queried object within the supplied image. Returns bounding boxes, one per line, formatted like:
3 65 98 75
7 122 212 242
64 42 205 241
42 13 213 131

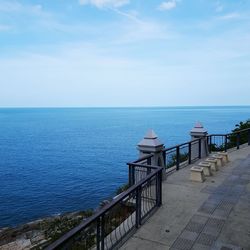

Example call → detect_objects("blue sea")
0 106 250 228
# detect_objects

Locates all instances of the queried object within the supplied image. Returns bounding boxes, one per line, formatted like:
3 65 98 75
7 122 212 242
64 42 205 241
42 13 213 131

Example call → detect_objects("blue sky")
0 0 250 107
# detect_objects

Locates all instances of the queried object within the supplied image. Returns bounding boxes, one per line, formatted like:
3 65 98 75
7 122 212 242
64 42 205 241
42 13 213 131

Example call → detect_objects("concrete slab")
119 147 250 250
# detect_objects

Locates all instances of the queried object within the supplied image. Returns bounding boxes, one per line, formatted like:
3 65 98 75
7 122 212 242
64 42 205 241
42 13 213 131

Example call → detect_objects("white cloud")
79 0 129 8
0 24 11 31
0 1 43 15
218 12 241 20
158 0 177 11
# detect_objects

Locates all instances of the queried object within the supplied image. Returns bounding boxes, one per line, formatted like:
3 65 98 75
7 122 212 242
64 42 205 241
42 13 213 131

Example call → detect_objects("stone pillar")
137 129 165 167
190 122 209 158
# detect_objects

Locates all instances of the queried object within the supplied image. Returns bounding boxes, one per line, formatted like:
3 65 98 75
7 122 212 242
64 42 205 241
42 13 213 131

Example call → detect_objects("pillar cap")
190 122 207 134
137 129 164 148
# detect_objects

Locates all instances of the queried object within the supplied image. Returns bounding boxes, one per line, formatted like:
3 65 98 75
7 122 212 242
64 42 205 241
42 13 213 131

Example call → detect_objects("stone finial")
137 129 165 169
137 129 164 149
190 122 208 135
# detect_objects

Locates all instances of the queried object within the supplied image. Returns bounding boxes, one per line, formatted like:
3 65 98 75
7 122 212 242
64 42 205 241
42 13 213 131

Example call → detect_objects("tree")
227 119 250 148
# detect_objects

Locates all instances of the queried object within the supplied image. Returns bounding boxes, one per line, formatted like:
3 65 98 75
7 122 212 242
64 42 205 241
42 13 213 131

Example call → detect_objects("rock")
0 239 31 250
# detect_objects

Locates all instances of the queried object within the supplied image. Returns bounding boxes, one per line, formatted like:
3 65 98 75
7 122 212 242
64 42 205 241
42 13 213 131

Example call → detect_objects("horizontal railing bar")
163 138 201 152
127 162 160 169
131 153 154 164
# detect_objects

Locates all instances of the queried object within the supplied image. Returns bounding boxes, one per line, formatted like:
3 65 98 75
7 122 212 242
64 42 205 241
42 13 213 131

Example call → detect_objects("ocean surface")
0 106 250 228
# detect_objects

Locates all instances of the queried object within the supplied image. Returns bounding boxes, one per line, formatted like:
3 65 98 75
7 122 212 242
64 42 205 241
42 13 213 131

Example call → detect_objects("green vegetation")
40 210 94 243
166 152 189 168
211 119 250 151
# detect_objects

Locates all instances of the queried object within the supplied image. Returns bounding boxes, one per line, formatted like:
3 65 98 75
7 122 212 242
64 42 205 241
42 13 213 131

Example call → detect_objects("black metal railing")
46 158 162 250
128 154 154 186
162 138 202 172
208 128 250 153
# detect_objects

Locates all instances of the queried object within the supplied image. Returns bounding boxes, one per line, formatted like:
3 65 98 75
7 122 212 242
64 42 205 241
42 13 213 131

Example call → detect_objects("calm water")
0 107 250 228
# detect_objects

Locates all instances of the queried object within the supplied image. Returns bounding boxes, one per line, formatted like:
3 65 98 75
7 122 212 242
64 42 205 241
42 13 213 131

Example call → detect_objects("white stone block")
190 166 205 182
198 162 212 176
218 152 229 163
211 154 224 167
205 158 218 171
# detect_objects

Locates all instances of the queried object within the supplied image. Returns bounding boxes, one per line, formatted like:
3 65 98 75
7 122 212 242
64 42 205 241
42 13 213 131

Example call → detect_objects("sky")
0 0 250 107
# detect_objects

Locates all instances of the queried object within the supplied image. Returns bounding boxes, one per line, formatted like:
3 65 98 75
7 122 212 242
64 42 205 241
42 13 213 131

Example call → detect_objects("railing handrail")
127 162 159 170
163 128 250 152
46 165 163 250
130 153 154 164
209 128 249 137
163 138 201 152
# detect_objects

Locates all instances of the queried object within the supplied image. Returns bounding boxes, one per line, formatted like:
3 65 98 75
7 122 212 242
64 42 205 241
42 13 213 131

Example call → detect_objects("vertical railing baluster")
147 156 151 166
176 146 180 171
198 138 201 159
163 151 166 167
135 186 142 228
237 132 240 149
188 142 191 164
224 135 227 152
128 164 132 186
248 129 250 146
101 215 105 250
96 217 101 250
147 156 151 175
132 166 135 185
209 136 212 153
156 170 162 207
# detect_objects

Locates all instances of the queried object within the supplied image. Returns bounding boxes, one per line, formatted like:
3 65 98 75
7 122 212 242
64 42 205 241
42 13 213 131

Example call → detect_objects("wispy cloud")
78 0 129 9
0 0 44 16
158 0 177 11
218 12 242 20
0 24 11 31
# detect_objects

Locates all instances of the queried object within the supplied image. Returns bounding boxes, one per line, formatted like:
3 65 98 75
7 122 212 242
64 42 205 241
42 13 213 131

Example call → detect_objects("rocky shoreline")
0 210 93 250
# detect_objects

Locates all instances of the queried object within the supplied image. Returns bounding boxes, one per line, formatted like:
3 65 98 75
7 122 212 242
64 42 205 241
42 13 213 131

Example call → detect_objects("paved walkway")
120 146 250 250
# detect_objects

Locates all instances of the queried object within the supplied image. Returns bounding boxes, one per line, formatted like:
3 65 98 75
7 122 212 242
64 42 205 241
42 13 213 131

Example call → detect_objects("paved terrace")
121 146 250 250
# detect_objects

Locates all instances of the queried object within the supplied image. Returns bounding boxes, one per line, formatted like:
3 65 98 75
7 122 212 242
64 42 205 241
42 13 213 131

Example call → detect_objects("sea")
0 106 250 228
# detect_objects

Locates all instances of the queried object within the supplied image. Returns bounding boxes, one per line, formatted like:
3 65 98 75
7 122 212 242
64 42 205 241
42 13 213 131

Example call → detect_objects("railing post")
176 146 180 171
147 157 152 175
198 138 201 159
131 166 135 185
188 142 192 164
156 170 162 207
128 164 132 186
224 135 227 152
100 215 105 250
163 151 166 166
96 217 101 250
147 156 152 165
236 132 240 149
248 129 250 146
135 186 142 228
209 136 212 153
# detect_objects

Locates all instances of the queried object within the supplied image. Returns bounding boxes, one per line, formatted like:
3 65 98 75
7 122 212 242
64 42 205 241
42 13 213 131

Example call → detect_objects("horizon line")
0 105 250 109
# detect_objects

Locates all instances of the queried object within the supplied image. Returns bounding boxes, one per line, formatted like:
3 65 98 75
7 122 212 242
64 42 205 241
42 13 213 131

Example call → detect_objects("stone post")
137 129 165 168
190 122 209 158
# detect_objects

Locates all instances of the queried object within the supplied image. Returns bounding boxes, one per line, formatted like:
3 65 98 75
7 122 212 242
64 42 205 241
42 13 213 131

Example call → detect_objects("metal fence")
46 155 162 250
208 128 250 152
162 138 202 172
